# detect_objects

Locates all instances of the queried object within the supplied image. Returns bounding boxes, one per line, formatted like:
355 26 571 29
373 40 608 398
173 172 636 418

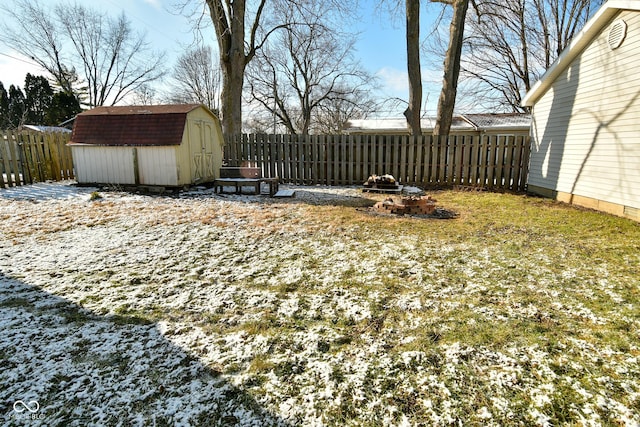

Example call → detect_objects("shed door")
190 120 215 182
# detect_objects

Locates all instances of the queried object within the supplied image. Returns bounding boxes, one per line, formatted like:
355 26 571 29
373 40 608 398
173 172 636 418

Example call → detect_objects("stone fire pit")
369 194 458 219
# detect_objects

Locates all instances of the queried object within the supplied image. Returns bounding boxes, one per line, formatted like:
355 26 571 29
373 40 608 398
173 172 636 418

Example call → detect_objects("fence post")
8 131 22 185
297 134 305 184
399 135 407 184
314 134 322 185
23 132 38 183
469 135 480 187
495 135 506 189
520 135 531 193
0 134 8 188
452 135 463 185
503 135 515 191
377 135 384 176
0 134 14 187
48 133 62 181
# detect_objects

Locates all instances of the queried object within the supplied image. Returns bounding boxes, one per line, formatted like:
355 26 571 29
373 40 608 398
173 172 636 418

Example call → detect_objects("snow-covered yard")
1 182 639 426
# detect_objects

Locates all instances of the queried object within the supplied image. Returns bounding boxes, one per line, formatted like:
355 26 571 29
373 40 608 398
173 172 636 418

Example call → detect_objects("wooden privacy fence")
0 130 74 188
225 133 531 192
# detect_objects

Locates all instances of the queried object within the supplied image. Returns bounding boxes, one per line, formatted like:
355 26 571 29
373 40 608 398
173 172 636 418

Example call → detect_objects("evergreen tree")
0 82 10 129
8 85 26 128
46 91 81 126
24 74 54 125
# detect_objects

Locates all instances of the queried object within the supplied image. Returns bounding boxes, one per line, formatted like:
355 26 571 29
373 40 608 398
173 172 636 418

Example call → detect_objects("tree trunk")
223 1 247 136
404 0 422 136
433 0 468 136
206 0 249 136
220 51 246 136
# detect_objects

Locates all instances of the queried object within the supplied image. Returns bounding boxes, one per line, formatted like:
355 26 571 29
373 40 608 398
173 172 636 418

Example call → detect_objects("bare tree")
1 0 166 107
202 0 275 135
387 0 468 135
57 5 166 107
404 0 423 136
167 46 221 113
187 0 357 135
458 1 532 111
246 3 374 135
313 89 379 134
432 0 470 135
0 0 75 94
129 84 157 106
462 0 602 112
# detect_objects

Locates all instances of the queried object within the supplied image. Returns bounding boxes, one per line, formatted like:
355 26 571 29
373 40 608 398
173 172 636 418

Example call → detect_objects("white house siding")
529 10 640 211
72 146 136 185
137 146 179 186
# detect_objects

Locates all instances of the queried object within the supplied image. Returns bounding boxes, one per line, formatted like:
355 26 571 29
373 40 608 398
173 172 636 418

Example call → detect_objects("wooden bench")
214 167 279 196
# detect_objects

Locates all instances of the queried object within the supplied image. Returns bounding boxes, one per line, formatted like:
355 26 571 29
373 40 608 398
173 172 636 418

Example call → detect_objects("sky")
0 0 444 116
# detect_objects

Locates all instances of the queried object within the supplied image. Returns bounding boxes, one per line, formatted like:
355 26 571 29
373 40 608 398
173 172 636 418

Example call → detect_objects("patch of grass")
276 282 299 293
0 297 33 309
92 353 131 374
59 305 92 323
109 305 158 325
237 312 284 336
110 313 154 326
78 294 103 306
273 359 306 380
332 334 353 348
248 355 275 374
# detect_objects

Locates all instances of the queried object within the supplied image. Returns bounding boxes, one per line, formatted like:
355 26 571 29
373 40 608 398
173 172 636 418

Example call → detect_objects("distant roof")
70 104 209 146
462 113 532 130
345 113 530 134
345 116 473 133
23 125 72 133
522 0 640 106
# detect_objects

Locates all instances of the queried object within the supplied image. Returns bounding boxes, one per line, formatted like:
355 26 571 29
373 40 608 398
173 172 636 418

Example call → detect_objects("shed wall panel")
529 10 640 210
137 147 179 186
72 146 136 184
175 127 191 185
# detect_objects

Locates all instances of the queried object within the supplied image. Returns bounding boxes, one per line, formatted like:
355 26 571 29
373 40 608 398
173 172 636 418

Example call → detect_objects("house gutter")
521 0 640 107
460 114 480 131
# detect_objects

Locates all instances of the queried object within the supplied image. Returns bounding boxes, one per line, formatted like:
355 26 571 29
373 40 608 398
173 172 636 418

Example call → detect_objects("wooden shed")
522 1 640 221
69 104 224 187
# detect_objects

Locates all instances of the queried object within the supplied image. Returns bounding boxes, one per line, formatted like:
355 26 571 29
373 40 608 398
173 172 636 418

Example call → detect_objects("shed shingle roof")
70 104 202 146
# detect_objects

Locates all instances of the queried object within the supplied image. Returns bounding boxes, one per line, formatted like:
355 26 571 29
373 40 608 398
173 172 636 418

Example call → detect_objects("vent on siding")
608 20 627 50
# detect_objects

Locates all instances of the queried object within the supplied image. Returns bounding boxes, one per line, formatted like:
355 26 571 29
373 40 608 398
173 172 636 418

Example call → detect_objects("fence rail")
1 130 73 188
225 133 531 192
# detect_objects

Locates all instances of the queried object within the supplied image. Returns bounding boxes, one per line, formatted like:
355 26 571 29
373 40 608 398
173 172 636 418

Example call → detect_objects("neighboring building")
344 113 531 136
522 0 640 221
22 125 72 133
69 104 224 187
